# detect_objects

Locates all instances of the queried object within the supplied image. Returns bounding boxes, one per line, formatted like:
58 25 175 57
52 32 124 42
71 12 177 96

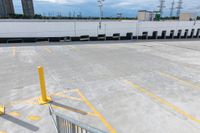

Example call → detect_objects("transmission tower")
170 0 175 17
158 0 165 17
176 0 183 16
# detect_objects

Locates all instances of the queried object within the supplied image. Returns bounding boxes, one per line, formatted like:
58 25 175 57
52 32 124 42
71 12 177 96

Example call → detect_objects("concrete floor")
0 40 200 133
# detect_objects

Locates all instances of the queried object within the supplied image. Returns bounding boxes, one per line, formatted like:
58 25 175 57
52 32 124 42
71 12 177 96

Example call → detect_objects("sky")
13 0 200 17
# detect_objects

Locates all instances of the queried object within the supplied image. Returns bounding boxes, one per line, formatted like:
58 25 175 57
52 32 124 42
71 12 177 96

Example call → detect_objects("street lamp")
97 0 105 29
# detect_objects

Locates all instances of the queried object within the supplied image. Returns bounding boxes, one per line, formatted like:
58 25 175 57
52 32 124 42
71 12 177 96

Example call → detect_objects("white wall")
0 20 199 38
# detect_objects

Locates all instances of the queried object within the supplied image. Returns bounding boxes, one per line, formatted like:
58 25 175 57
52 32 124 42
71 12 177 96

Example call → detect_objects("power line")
176 0 183 16
158 0 165 17
170 0 175 17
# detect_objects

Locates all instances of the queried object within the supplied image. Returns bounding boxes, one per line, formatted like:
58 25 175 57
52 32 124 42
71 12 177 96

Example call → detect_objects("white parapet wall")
0 19 199 38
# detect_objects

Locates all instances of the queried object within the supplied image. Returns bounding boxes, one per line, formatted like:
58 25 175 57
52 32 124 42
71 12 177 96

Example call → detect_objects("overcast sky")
13 0 200 17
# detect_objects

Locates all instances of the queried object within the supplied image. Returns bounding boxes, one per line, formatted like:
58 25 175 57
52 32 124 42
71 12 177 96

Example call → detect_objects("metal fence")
49 104 108 133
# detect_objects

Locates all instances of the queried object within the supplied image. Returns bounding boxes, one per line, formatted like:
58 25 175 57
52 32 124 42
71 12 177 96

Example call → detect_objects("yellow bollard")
0 105 5 116
38 66 52 105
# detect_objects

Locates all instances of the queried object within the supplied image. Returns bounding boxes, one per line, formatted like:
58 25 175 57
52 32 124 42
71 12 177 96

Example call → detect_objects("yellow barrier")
0 105 5 115
38 66 52 105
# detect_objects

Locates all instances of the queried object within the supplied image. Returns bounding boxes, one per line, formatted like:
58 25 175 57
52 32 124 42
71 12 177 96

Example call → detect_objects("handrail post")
38 66 52 105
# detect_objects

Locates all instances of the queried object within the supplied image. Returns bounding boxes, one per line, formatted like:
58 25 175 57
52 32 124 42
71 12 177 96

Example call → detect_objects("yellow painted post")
0 105 5 116
38 66 52 105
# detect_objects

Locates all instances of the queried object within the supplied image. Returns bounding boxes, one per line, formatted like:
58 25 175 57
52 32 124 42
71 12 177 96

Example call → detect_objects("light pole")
97 0 105 29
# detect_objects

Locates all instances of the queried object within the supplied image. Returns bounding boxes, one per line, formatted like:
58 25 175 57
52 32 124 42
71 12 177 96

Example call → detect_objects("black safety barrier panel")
63 36 71 42
71 37 80 41
182 29 189 39
113 33 120 40
140 32 148 39
49 37 61 42
126 32 133 40
158 30 166 39
7 38 24 43
90 37 98 41
80 35 90 41
149 31 158 39
97 34 106 40
175 30 182 39
35 38 49 42
188 29 195 38
167 30 174 39
195 29 200 38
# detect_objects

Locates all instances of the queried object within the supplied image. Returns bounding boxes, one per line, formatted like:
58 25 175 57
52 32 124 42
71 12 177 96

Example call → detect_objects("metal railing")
49 104 108 133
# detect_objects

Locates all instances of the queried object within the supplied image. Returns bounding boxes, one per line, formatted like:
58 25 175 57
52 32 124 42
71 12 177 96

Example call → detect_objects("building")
0 0 7 17
179 13 196 21
21 0 35 17
0 0 14 17
6 0 14 16
138 10 158 21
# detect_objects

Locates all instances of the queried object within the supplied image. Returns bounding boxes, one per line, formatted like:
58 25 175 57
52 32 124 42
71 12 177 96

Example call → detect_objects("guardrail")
49 104 108 133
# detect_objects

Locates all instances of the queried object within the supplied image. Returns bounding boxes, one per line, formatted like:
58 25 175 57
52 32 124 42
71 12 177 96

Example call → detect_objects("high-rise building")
0 0 14 17
0 0 7 17
6 0 14 15
21 0 35 17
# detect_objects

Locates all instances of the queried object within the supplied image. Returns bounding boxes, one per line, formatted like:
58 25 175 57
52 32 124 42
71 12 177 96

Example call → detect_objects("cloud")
13 0 200 16
36 0 85 5
112 2 134 7
111 0 153 8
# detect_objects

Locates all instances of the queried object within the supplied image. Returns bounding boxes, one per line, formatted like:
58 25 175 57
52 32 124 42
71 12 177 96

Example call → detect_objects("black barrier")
98 34 106 40
63 36 71 42
80 35 90 41
182 29 189 39
7 39 24 43
167 30 174 39
48 37 61 42
106 36 113 40
189 29 195 38
195 29 200 38
175 30 182 39
159 30 166 39
133 36 137 39
140 32 148 39
35 38 49 42
90 37 98 41
71 37 80 41
150 31 158 39
0 38 7 43
113 33 120 40
23 38 36 43
126 32 133 40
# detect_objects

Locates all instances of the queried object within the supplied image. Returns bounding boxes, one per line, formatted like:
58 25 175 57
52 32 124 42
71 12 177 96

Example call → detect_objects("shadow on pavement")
51 101 88 115
1 114 39 132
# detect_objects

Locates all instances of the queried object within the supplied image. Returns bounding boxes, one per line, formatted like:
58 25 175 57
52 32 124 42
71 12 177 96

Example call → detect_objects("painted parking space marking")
76 89 117 133
54 93 83 101
0 131 7 133
27 115 41 121
44 47 53 53
3 88 116 132
123 80 200 125
159 71 200 90
8 89 78 106
8 112 21 117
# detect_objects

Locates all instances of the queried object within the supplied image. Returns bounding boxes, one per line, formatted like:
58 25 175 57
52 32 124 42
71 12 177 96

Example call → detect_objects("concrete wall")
0 20 199 38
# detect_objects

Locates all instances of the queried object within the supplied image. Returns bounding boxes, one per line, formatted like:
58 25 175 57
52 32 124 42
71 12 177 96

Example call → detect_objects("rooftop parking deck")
0 40 200 133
